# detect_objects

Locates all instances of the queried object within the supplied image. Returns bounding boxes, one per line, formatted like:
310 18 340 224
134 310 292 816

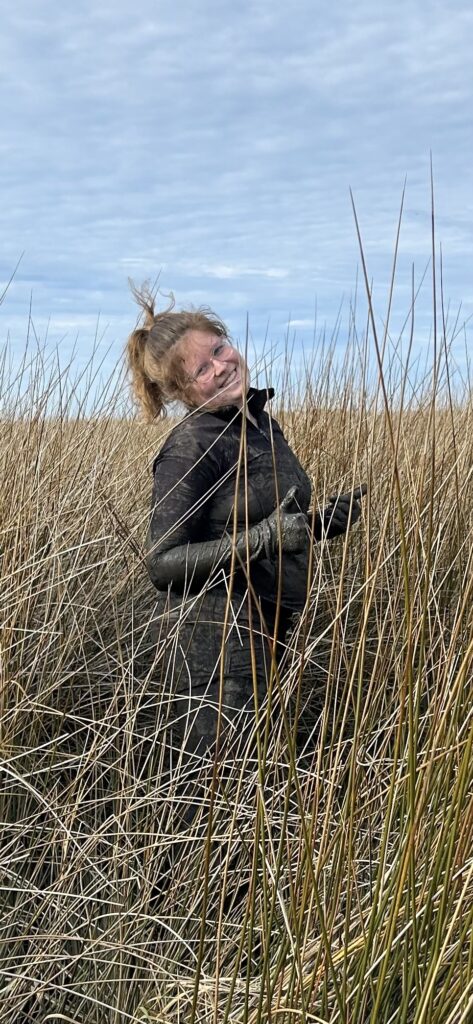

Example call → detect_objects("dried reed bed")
1 329 472 1024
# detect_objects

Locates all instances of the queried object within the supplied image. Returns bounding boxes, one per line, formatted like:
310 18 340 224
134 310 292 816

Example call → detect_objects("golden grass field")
1 321 472 1024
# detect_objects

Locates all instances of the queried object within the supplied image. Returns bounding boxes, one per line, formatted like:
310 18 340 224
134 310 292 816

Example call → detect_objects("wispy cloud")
285 319 316 328
0 0 471 375
176 262 290 281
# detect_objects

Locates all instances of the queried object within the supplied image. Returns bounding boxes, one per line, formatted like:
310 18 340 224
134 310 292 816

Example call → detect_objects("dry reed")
1 263 472 1024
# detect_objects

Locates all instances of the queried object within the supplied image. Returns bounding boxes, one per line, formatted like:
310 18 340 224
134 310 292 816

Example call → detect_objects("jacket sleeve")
145 426 271 591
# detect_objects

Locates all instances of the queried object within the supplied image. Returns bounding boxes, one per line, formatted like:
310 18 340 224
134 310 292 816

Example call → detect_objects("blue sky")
1 0 472 391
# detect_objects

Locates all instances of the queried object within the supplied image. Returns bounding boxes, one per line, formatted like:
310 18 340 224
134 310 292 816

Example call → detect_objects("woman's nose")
213 358 226 376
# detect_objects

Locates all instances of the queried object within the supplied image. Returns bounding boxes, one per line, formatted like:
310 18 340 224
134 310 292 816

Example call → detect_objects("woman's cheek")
239 356 250 388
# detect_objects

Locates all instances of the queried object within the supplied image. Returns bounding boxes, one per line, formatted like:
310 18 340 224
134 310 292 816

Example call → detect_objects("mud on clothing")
146 387 313 753
146 387 312 613
153 587 292 761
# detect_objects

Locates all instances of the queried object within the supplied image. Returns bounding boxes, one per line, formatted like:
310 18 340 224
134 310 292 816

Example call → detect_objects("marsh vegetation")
1 276 472 1024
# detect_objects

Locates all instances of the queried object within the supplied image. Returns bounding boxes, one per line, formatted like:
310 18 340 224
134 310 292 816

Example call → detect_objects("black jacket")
146 387 313 611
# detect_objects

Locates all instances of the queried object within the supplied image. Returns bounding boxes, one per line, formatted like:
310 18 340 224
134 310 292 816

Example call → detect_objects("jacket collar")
208 386 275 422
247 386 275 415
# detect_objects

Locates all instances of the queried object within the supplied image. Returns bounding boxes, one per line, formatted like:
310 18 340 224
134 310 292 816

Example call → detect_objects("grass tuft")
1 269 472 1023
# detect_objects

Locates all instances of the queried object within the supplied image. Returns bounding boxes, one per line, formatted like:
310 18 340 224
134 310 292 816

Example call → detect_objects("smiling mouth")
220 368 239 388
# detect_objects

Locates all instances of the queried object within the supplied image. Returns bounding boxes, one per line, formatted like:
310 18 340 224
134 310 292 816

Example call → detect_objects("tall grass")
1 278 472 1023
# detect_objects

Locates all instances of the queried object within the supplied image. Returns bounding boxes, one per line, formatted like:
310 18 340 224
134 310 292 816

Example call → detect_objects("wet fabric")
150 585 293 836
152 586 293 758
146 387 313 613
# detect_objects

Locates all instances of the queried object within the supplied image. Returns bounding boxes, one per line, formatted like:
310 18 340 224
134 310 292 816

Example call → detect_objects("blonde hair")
126 281 229 420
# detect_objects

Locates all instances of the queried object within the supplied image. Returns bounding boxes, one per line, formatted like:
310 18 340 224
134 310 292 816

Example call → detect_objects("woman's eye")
214 344 224 356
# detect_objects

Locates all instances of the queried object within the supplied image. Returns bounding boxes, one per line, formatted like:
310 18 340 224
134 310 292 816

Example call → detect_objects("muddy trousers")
151 587 292 831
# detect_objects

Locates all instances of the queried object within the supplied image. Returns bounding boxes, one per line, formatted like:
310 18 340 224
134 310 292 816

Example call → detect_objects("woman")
127 286 363 767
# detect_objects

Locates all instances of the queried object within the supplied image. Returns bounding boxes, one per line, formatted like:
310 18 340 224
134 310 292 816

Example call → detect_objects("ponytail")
126 326 167 420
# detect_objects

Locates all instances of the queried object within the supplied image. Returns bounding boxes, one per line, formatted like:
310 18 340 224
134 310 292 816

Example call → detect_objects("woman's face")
178 330 250 410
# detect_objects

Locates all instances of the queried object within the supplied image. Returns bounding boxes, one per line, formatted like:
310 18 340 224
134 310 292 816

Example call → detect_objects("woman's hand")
265 486 308 556
316 484 367 540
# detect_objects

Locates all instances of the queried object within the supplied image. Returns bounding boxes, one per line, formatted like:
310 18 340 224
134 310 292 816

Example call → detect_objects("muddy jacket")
146 387 314 612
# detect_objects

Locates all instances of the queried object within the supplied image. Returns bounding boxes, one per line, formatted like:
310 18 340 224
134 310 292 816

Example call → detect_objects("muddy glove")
146 485 307 591
314 484 367 541
263 485 308 558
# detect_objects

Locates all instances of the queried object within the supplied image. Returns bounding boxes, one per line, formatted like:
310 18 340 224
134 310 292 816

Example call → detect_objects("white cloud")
0 0 471 376
285 319 316 328
178 263 290 281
